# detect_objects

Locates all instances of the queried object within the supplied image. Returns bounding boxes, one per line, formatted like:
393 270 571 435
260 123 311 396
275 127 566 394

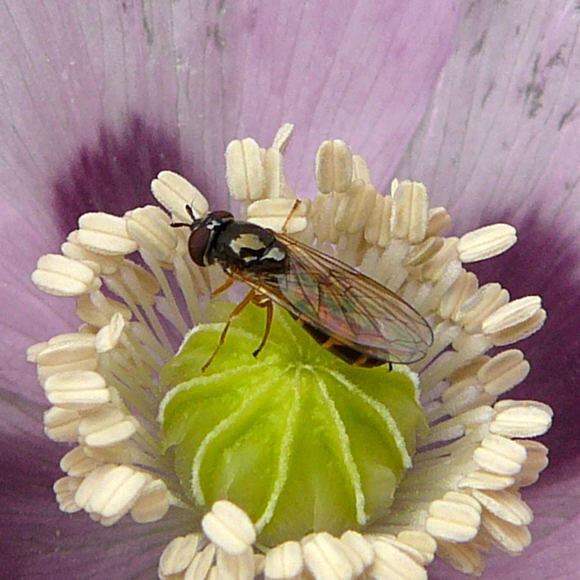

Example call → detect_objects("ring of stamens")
30 124 551 579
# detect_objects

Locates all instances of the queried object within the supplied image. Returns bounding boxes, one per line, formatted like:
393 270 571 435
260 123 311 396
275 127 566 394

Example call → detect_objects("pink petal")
489 513 580 579
398 2 579 575
397 0 578 236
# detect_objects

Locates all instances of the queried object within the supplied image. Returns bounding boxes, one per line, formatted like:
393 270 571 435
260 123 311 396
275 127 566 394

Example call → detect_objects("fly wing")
239 233 433 364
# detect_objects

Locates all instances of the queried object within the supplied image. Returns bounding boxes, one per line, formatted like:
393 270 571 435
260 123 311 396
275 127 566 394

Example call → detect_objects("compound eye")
188 226 211 266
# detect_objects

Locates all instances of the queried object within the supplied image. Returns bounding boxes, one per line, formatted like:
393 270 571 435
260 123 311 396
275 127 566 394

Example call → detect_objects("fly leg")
251 294 273 358
281 200 302 234
211 276 234 297
201 288 255 372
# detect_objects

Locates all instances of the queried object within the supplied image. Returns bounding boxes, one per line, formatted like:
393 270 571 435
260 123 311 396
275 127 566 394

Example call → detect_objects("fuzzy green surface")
159 302 427 545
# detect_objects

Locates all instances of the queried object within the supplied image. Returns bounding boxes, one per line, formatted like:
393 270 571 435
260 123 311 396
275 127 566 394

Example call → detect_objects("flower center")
29 124 553 578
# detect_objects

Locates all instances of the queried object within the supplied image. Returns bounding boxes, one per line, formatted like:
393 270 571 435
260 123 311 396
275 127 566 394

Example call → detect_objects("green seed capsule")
159 303 427 545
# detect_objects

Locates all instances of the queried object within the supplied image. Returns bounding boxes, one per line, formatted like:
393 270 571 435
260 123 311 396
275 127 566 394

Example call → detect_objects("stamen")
404 236 444 267
481 510 531 553
420 238 459 282
471 489 533 526
390 181 428 244
352 155 371 183
368 536 428 579
395 531 436 565
31 333 98 380
473 434 527 476
44 370 111 409
415 261 462 316
372 535 428 568
364 194 392 246
425 207 452 238
340 531 375 573
43 406 82 442
138 251 189 335
425 491 482 542
131 478 171 522
188 543 217 580
60 446 103 477
459 283 510 333
53 476 82 513
84 441 144 465
271 123 295 153
158 533 203 578
77 212 138 256
32 254 100 296
458 471 515 491
263 147 296 199
76 291 131 329
95 313 125 352
457 223 517 263
201 500 257 555
125 205 178 263
370 240 411 290
312 192 340 244
226 138 265 201
151 170 208 222
62 231 123 274
490 400 553 437
315 139 353 194
302 532 355 579
515 440 549 486
424 411 492 453
482 295 541 333
103 272 173 353
335 180 377 234
439 271 478 322
436 540 484 575
478 349 530 397
216 548 256 578
74 464 150 525
246 198 308 234
77 407 138 447
264 540 304 579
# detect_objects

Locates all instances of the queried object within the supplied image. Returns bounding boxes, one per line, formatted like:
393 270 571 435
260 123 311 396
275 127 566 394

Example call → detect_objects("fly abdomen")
296 317 386 368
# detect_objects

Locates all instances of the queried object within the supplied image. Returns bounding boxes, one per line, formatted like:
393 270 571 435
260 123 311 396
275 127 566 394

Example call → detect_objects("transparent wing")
237 233 433 364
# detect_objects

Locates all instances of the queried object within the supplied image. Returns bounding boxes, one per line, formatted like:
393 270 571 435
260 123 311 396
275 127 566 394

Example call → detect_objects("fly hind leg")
281 200 302 234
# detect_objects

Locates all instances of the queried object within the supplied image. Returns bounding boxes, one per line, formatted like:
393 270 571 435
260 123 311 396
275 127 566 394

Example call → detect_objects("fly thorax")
216 223 287 272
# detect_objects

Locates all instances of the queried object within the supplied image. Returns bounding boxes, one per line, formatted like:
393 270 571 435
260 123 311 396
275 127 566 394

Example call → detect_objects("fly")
171 202 433 372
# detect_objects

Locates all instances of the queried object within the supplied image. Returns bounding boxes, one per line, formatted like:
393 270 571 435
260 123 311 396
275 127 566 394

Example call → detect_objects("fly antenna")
170 204 197 228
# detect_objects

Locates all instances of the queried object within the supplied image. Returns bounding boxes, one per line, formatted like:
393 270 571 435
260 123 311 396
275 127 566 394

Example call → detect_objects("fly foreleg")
251 294 273 358
201 288 256 372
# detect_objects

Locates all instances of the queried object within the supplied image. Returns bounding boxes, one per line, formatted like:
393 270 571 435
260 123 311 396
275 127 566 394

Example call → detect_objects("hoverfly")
172 202 433 372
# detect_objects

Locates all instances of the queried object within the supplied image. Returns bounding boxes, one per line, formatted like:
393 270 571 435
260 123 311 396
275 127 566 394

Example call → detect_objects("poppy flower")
2 2 577 578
